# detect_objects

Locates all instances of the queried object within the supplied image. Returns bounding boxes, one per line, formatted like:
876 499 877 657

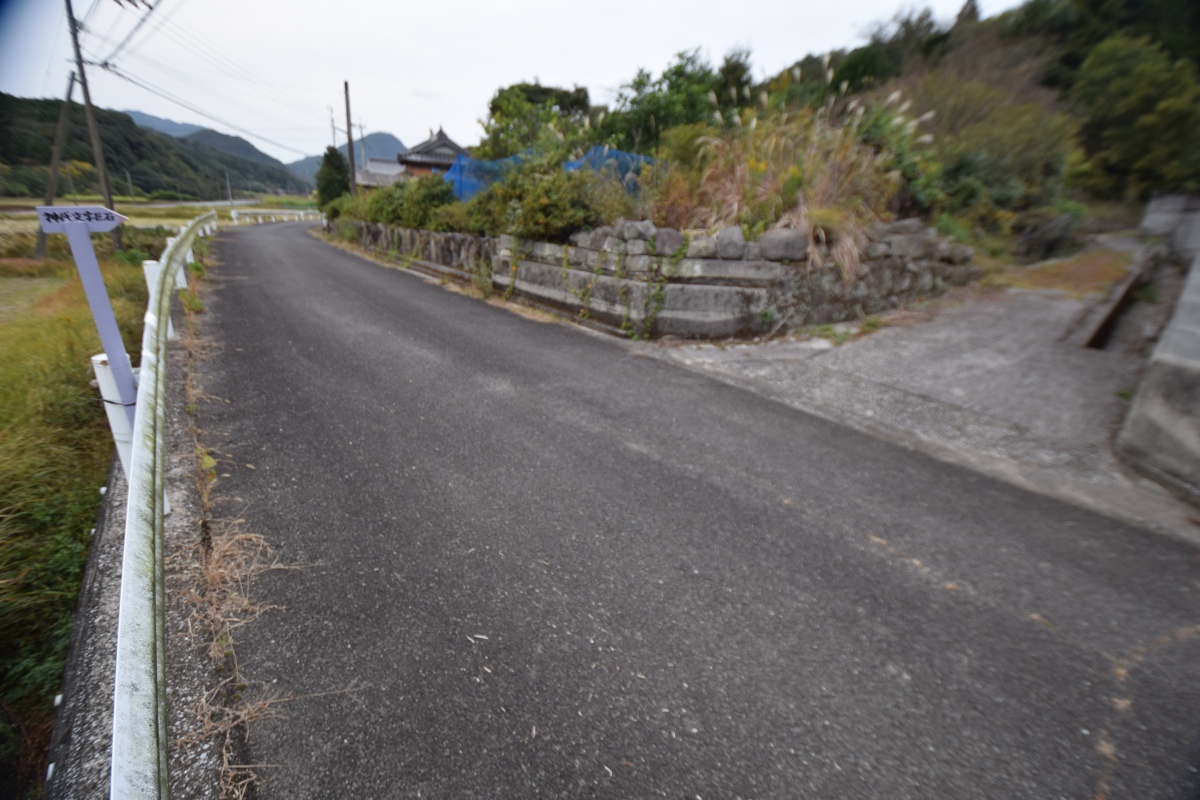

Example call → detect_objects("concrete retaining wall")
1118 251 1200 506
337 217 977 338
1141 194 1200 262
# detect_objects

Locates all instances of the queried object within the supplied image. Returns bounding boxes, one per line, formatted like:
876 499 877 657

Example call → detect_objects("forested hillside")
181 128 291 170
0 93 309 199
121 109 203 138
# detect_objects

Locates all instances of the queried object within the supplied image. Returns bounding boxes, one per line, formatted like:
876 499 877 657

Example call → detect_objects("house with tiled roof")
397 127 468 177
356 157 405 189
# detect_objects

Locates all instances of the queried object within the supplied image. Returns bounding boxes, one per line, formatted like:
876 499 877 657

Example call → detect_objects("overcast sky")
0 0 1025 164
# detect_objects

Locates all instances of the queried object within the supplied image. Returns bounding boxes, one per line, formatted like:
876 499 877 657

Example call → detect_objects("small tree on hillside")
316 146 349 207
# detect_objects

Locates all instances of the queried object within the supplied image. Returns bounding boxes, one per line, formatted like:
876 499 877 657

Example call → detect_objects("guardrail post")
142 260 175 339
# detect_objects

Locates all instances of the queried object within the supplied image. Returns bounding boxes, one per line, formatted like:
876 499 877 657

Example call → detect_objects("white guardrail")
110 210 215 799
229 209 318 225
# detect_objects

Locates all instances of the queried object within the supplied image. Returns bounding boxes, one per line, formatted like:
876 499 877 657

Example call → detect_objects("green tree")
717 48 754 107
475 83 593 161
833 44 897 92
606 50 720 153
1073 35 1200 195
316 146 349 207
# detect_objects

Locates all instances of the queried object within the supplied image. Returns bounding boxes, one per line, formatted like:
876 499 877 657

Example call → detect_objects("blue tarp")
564 146 653 187
443 146 652 201
442 152 524 201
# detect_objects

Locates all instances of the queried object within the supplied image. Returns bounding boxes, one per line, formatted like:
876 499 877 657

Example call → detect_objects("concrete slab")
640 287 1199 541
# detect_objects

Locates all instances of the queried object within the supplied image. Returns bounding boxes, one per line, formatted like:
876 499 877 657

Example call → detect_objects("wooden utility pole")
35 71 76 258
65 0 121 248
344 81 357 197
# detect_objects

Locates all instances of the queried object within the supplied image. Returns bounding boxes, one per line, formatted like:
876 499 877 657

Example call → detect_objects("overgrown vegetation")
639 103 922 273
0 226 167 798
329 0 1196 261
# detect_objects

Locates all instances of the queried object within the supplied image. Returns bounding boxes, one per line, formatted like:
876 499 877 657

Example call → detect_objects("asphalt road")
196 222 1200 799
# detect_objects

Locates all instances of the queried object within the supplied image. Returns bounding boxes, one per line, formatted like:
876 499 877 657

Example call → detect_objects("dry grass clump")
641 103 914 280
182 516 280 665
177 491 284 799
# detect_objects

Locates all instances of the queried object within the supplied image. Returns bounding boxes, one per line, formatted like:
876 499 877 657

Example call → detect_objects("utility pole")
125 168 133 200
358 118 367 170
329 107 337 148
35 71 76 258
65 0 121 248
344 81 357 197
226 171 233 205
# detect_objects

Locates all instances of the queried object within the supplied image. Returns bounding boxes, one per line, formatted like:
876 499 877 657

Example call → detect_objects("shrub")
427 201 475 234
365 175 456 229
890 67 1078 230
456 158 605 242
507 167 597 243
323 192 369 222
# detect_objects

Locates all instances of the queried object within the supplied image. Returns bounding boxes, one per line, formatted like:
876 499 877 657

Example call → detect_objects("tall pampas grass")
642 105 906 281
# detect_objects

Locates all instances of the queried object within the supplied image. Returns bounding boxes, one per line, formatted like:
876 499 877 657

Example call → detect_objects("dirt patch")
994 248 1133 296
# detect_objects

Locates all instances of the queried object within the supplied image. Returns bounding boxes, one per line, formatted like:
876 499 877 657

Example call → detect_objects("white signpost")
37 206 137 431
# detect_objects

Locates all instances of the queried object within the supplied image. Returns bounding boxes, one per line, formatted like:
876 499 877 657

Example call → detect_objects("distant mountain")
123 112 289 172
0 94 309 198
122 110 204 138
288 132 406 183
182 129 288 170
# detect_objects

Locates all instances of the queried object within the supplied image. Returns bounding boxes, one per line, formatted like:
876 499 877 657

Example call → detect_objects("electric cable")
100 63 311 156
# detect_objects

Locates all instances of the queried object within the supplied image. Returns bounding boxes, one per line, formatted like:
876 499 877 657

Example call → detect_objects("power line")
91 44 325 146
41 3 68 94
100 63 311 156
128 22 314 116
80 38 326 145
104 0 179 64
81 0 104 25
80 3 321 133
136 11 317 116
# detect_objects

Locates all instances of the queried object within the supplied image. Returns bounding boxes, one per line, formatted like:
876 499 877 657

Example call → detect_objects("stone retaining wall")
349 221 496 275
338 217 977 338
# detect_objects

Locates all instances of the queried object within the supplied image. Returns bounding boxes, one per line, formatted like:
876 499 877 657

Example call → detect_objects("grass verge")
0 235 160 798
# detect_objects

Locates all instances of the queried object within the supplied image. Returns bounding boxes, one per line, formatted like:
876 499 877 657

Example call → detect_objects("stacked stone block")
340 216 976 339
